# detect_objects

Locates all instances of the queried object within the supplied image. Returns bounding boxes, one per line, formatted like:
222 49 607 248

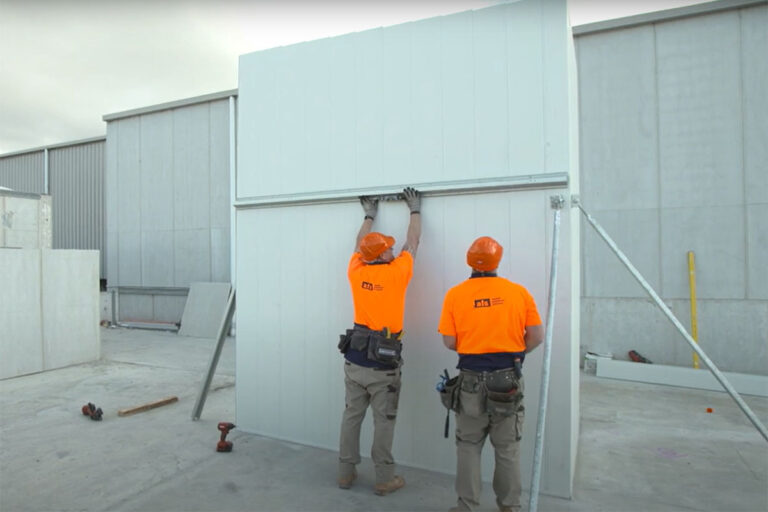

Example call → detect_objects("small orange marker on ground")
706 408 713 413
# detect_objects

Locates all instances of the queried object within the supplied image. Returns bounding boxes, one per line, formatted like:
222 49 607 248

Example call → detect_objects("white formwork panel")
235 0 578 497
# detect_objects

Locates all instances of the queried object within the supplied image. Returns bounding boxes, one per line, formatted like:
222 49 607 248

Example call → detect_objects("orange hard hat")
360 232 395 262
467 236 503 271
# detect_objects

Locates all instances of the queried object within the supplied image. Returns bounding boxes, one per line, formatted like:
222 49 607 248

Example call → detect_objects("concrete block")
0 249 43 379
660 206 744 299
582 208 660 298
41 250 100 370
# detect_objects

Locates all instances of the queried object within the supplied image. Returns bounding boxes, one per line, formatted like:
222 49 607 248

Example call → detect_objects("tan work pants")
454 374 525 511
338 360 401 484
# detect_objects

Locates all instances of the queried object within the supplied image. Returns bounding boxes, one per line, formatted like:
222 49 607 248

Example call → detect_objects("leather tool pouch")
367 332 402 366
485 369 522 417
337 329 354 354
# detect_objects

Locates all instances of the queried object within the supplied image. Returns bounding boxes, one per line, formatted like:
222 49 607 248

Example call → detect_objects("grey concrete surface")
1 327 767 512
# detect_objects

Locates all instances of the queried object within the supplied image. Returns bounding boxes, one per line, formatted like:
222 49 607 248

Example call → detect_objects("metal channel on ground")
234 173 569 209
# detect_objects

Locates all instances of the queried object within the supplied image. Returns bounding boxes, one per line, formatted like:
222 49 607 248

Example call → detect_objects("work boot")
374 475 405 496
337 470 357 489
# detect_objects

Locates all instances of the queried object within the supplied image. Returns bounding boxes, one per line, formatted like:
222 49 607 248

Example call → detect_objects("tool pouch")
367 332 402 366
485 369 522 418
349 330 370 351
439 374 462 412
337 329 354 354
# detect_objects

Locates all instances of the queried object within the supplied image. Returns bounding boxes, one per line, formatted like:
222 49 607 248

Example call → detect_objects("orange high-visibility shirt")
348 251 413 332
438 276 541 354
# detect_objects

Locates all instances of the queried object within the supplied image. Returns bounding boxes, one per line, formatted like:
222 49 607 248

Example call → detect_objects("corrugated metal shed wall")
49 143 105 276
0 151 45 193
105 96 232 322
0 140 106 279
575 2 767 374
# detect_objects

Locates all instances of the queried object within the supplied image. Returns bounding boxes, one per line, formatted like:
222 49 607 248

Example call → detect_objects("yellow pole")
688 251 699 369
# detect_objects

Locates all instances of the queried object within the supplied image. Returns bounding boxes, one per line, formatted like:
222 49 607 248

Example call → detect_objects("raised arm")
355 196 378 250
401 187 421 258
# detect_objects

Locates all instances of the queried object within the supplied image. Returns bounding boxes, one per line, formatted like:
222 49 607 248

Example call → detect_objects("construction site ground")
1 327 766 512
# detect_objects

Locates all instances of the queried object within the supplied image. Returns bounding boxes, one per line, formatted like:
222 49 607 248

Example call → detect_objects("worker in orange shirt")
438 236 544 512
336 187 421 496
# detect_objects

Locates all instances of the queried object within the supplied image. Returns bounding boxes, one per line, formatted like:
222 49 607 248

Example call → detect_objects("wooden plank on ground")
118 396 179 417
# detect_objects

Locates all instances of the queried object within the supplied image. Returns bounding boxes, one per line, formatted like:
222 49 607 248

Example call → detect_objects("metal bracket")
550 194 565 210
373 193 404 202
570 194 580 206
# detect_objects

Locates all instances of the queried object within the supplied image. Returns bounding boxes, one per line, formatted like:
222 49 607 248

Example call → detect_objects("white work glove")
403 187 421 214
360 196 378 219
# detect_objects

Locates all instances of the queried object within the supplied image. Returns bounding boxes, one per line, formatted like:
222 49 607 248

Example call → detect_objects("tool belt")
460 368 523 417
338 324 403 366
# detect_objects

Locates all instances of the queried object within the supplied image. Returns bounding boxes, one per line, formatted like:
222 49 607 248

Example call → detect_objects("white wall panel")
236 0 577 497
237 1 571 201
236 189 574 495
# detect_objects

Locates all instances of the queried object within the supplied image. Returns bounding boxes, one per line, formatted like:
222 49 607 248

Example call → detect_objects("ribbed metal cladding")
0 151 45 193
49 141 106 278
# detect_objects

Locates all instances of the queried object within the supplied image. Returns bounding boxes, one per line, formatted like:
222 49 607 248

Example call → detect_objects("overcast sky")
0 0 713 155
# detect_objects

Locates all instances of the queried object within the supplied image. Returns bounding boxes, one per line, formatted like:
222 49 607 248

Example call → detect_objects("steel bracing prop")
574 198 768 444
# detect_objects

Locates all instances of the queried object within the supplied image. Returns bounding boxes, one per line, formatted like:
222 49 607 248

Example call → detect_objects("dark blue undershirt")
457 352 526 372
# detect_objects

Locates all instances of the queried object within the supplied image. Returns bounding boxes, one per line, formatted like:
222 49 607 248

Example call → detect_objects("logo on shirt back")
474 297 505 308
362 281 384 291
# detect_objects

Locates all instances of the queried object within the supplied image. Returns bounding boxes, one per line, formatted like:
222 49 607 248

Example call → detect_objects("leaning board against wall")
235 0 579 498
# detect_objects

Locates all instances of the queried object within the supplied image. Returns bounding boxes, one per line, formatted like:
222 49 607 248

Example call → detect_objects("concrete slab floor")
0 327 766 512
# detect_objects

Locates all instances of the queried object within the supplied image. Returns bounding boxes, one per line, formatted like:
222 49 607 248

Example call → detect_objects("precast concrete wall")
0 192 52 249
0 249 100 380
576 2 768 375
236 0 579 498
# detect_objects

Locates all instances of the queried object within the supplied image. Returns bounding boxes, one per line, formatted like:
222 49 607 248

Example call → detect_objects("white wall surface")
0 249 99 380
236 0 578 498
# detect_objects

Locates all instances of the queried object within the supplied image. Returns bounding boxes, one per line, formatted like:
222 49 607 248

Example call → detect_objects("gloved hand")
403 187 421 213
360 196 378 219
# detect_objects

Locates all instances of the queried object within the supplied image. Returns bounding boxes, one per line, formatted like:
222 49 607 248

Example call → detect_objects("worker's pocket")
486 389 522 418
458 373 485 416
385 373 401 420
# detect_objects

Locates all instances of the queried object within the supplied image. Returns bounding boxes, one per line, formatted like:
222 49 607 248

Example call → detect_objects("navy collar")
470 271 497 278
